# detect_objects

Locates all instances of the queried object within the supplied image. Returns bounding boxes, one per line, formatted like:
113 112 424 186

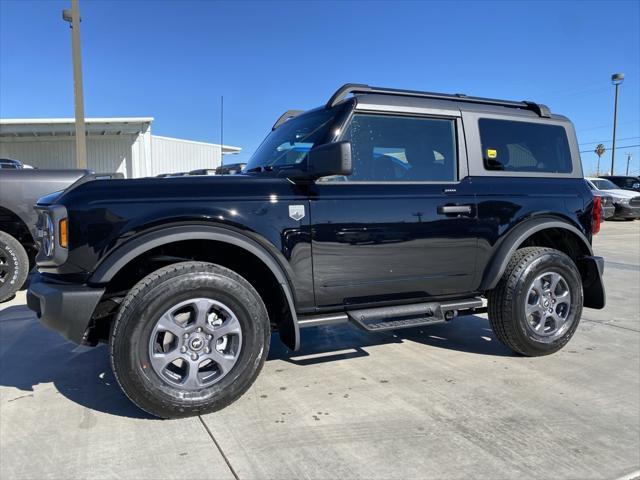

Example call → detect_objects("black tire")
487 247 583 357
0 231 29 303
110 261 270 418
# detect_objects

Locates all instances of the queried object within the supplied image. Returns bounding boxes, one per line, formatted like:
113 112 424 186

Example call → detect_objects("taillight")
592 196 602 234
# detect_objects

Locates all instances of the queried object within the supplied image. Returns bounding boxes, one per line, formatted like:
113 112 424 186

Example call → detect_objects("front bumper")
27 274 105 345
602 205 615 219
613 204 640 219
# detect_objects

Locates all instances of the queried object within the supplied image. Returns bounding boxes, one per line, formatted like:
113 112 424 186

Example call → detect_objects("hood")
54 173 300 208
591 190 612 198
603 188 640 199
36 172 123 206
36 189 65 206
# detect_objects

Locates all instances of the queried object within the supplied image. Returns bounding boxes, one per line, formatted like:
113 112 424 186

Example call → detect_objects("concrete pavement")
1 221 639 479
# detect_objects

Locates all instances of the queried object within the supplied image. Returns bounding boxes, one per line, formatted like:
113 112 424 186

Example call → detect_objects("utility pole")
62 0 87 169
220 95 224 168
626 153 633 175
610 73 625 176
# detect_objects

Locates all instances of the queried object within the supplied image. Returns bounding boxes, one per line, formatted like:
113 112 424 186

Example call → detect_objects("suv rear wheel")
110 261 270 418
487 247 583 356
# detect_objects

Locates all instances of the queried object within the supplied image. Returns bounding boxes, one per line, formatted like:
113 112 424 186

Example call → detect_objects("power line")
577 119 639 133
538 80 606 98
579 136 640 146
541 85 610 101
580 144 640 153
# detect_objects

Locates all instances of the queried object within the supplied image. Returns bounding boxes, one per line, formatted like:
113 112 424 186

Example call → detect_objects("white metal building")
0 117 241 178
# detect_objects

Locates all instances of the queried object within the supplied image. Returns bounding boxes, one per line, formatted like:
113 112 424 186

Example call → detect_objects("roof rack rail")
326 83 551 118
272 109 305 130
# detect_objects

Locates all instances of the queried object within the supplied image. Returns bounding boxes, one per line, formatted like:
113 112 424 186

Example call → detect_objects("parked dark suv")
598 175 640 193
27 84 605 418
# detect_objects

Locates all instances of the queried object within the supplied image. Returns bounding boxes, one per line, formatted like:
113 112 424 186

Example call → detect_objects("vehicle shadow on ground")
269 313 515 363
0 306 512 419
0 305 154 420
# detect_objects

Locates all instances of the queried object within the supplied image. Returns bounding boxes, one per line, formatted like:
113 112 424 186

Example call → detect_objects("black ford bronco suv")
27 84 605 418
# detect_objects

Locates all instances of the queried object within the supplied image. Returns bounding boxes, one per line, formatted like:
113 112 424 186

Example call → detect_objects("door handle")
438 205 473 215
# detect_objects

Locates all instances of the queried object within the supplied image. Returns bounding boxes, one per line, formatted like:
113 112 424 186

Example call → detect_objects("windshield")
591 178 619 190
618 177 640 188
245 106 346 173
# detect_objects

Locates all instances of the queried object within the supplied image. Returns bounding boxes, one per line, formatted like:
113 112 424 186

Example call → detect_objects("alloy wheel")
148 298 242 389
524 271 572 340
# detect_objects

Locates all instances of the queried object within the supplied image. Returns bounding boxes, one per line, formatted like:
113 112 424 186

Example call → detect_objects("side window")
621 177 640 189
479 119 572 173
326 114 457 182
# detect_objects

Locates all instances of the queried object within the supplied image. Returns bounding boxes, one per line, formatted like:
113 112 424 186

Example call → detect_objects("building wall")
0 135 135 175
0 133 223 178
150 135 221 176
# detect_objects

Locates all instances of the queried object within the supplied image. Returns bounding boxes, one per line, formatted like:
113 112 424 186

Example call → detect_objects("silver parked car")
586 177 640 220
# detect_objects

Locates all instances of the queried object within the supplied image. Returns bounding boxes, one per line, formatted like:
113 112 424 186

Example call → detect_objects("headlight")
39 212 55 257
34 205 69 266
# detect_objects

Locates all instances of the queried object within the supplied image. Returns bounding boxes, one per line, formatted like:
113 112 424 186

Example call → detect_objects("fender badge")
289 205 305 221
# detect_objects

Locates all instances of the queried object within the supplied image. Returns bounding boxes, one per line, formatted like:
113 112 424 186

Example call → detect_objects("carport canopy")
0 117 154 137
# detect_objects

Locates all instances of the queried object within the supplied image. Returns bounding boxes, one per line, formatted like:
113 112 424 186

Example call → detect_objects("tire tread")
487 247 580 356
109 261 269 418
0 231 29 303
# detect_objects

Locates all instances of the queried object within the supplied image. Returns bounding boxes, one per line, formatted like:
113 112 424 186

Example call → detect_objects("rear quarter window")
479 119 573 174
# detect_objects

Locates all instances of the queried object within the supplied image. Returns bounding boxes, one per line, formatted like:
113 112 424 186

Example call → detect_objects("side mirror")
307 141 352 179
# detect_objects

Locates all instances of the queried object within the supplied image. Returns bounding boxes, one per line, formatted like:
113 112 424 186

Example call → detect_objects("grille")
630 197 640 207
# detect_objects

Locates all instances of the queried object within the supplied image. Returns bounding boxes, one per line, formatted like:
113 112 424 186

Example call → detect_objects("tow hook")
444 310 457 321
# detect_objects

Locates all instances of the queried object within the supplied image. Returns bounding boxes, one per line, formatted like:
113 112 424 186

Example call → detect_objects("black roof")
326 83 551 118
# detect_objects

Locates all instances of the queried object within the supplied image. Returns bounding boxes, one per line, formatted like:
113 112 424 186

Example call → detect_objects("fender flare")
89 225 301 350
0 205 35 244
481 217 593 291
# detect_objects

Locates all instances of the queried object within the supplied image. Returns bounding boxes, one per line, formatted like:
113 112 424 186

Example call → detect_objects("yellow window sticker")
487 148 497 159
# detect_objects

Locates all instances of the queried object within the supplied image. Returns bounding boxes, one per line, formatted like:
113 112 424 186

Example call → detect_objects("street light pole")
610 73 625 176
626 153 633 176
62 0 87 169
595 143 605 176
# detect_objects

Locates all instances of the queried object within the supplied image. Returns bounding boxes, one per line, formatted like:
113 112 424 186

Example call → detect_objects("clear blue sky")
1 0 639 174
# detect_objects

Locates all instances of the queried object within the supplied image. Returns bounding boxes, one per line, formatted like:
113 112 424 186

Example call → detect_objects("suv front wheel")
110 261 270 418
487 247 583 356
0 231 29 303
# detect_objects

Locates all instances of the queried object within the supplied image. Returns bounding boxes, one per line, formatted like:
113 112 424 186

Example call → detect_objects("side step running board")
298 297 483 332
347 298 483 332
